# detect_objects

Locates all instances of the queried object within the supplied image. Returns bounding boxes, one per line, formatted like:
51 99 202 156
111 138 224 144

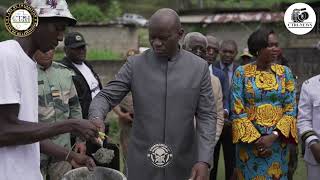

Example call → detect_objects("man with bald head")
89 8 216 180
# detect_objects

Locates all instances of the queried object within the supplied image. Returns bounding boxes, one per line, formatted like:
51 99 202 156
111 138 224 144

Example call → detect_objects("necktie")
223 66 230 89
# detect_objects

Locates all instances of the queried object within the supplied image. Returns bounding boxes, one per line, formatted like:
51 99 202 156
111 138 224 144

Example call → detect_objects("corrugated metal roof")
180 12 284 24
179 15 208 23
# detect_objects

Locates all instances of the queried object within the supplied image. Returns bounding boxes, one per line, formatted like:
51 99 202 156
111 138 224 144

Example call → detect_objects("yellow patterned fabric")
234 99 245 115
267 162 283 179
232 118 261 143
239 147 250 163
255 71 279 91
230 64 297 179
245 106 256 121
244 64 256 77
255 104 283 127
271 64 285 76
286 80 295 92
276 115 298 143
246 81 255 95
231 64 297 141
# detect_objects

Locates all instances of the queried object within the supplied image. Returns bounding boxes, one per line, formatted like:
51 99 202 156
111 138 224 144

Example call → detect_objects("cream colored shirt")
211 75 224 143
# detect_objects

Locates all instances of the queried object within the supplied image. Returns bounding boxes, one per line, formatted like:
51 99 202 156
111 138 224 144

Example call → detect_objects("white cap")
25 0 76 25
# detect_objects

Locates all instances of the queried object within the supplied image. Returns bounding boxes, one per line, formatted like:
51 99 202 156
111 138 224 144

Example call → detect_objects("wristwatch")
272 130 279 137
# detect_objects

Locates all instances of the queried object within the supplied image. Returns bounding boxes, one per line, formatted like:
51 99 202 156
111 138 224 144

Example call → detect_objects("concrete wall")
89 60 125 86
88 48 320 92
65 25 139 56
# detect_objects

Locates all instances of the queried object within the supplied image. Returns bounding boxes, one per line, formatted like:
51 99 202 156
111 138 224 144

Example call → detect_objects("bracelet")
272 130 279 137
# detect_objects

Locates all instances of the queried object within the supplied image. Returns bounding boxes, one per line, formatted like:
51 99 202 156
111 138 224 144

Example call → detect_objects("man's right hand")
310 142 320 163
70 119 99 143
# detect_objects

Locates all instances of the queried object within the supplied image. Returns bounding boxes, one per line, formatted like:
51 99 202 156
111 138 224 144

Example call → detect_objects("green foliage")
106 0 122 20
138 28 149 47
87 49 122 60
70 2 105 22
54 49 122 61
107 116 120 143
0 18 12 41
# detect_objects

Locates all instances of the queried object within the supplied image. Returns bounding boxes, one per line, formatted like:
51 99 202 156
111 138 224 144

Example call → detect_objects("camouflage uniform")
38 62 82 180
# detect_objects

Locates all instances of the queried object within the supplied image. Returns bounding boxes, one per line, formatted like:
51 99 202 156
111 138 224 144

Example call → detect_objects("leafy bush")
106 0 122 20
70 2 105 22
138 28 150 47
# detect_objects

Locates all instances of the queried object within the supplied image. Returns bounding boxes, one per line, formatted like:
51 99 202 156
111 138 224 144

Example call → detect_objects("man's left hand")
90 118 106 145
189 162 209 180
70 153 96 171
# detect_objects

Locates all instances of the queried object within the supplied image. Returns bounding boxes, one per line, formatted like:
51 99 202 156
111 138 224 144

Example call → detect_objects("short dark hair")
247 28 274 57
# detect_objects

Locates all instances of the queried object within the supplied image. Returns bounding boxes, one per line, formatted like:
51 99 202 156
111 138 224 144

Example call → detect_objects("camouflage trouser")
41 160 72 180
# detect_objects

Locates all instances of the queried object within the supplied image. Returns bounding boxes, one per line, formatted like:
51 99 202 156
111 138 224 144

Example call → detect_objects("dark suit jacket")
213 61 239 113
211 66 229 111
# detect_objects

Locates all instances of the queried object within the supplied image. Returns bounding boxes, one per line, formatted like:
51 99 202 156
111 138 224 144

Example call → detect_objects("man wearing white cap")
239 47 254 65
0 1 103 180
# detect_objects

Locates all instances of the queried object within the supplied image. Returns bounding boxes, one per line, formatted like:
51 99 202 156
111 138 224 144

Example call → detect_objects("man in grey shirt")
89 8 216 180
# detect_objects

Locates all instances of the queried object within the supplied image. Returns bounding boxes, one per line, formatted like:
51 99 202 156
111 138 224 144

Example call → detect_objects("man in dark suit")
210 39 239 180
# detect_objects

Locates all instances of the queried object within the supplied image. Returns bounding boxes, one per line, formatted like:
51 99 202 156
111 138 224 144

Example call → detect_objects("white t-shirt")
0 40 42 180
73 62 101 98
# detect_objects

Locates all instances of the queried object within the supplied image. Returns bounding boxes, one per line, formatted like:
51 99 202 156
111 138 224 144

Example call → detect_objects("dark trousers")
210 124 235 180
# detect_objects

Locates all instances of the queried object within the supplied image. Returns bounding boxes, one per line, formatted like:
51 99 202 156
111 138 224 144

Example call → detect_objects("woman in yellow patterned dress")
230 28 298 180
